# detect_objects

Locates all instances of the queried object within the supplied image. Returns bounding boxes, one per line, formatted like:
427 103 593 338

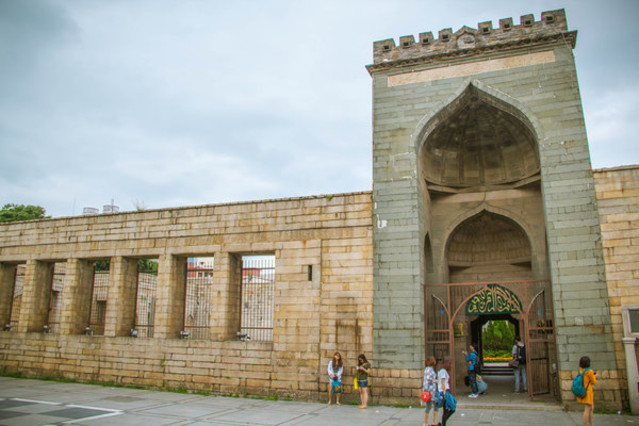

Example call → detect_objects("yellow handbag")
354 377 359 390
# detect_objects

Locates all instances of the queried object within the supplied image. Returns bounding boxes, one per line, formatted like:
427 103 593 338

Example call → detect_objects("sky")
1 0 638 218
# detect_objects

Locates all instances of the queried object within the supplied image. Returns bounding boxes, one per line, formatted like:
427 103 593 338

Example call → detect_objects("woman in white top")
438 357 454 426
423 356 439 426
327 352 343 405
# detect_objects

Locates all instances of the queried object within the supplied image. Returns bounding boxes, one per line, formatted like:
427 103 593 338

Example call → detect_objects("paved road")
0 377 636 425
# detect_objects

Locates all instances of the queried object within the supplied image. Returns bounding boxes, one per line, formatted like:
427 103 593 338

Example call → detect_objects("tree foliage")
483 320 515 351
0 203 48 222
94 259 158 274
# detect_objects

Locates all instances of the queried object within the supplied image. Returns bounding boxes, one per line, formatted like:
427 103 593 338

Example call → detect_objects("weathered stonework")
0 9 636 411
0 193 374 401
593 165 639 409
369 8 620 409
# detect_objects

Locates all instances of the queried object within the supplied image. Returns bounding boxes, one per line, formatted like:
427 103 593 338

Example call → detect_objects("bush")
483 320 515 352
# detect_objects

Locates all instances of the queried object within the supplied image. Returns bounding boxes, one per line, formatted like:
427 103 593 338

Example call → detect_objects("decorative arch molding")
444 203 535 249
411 79 546 157
436 204 536 280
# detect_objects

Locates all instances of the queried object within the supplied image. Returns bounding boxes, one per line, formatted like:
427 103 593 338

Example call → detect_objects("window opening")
184 257 214 340
47 262 66 333
134 258 158 338
88 260 110 335
239 255 275 342
8 264 26 329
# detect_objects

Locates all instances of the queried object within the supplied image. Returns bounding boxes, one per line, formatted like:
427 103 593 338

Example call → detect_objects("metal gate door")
424 280 558 399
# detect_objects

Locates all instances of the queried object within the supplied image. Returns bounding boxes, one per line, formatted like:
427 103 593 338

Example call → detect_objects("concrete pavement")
0 377 636 425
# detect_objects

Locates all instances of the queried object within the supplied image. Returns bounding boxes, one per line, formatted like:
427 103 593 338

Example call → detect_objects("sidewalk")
0 377 636 425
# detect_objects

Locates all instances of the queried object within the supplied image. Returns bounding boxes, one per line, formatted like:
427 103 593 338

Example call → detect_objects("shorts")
357 379 368 388
424 401 438 412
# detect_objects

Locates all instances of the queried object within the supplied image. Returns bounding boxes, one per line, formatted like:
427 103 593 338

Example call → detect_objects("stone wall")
594 165 639 408
0 192 376 401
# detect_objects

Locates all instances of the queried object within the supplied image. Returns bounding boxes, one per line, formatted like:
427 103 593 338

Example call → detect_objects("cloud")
585 86 639 169
0 0 637 217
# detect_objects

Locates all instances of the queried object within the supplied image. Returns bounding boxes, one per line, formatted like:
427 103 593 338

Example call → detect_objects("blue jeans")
468 370 478 394
514 364 527 392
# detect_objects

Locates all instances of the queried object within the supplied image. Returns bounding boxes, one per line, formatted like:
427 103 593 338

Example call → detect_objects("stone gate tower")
368 9 621 406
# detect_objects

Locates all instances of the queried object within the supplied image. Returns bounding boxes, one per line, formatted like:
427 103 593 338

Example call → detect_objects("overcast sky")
1 0 637 218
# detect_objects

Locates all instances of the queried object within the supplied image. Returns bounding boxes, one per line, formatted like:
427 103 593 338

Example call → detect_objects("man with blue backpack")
511 336 528 393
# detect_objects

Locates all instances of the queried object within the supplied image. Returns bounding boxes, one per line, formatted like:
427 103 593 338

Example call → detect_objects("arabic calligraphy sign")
465 284 523 315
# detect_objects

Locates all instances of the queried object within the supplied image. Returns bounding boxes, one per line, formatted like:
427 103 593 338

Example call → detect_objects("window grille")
47 262 66 333
184 257 213 340
134 259 158 338
240 255 275 342
88 261 109 335
8 264 26 328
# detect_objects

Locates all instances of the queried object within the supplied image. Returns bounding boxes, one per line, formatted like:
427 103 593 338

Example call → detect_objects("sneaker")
469 394 478 398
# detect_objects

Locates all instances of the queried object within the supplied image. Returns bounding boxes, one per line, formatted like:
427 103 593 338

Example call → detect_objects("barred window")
239 255 275 342
184 257 213 340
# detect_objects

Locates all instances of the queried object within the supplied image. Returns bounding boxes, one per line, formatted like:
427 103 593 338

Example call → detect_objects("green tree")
93 259 158 274
483 320 515 351
139 259 158 275
0 204 48 222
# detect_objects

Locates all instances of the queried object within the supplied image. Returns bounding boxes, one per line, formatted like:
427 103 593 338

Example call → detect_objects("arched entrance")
424 281 558 399
466 284 522 372
418 83 557 400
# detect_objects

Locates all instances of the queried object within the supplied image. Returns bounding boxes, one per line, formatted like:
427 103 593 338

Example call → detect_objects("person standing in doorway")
512 336 528 393
462 344 479 398
577 356 596 426
356 354 371 409
327 352 343 405
422 356 439 426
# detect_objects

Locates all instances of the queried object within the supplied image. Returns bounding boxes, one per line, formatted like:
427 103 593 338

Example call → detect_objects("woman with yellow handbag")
356 354 371 409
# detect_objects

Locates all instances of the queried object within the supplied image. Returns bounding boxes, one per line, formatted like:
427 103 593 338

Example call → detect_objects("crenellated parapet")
368 9 576 73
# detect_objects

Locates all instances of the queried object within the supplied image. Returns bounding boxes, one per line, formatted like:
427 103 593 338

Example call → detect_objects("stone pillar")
210 252 240 341
18 260 53 332
104 257 138 337
623 337 639 414
58 259 95 335
0 263 17 327
153 254 186 339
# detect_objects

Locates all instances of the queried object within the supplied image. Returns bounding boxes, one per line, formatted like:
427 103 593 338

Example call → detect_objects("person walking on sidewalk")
356 354 371 409
577 356 597 426
438 357 455 426
422 356 439 426
462 344 479 398
327 352 343 405
512 336 528 393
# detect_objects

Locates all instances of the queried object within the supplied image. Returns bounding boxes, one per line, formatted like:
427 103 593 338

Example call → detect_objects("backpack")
516 345 526 365
444 391 457 412
571 368 591 397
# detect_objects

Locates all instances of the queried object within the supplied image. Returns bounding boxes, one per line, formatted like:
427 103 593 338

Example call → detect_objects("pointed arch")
413 80 546 190
444 207 534 283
